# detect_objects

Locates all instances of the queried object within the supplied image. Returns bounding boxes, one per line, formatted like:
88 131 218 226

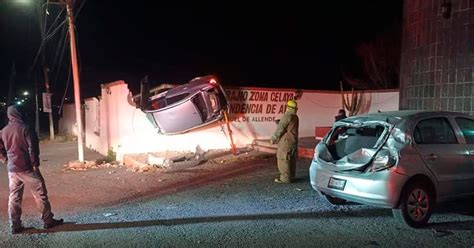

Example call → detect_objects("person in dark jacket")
0 106 63 234
335 109 347 122
270 100 299 183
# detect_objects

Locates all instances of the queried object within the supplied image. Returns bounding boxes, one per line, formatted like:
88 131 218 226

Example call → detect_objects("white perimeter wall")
59 81 399 162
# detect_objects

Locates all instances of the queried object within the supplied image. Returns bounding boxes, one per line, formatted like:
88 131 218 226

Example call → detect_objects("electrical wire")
30 20 65 72
59 63 72 114
45 8 65 38
30 0 86 73
57 0 88 113
51 25 68 76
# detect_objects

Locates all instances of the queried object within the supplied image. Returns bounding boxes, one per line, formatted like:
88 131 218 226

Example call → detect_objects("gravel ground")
0 142 473 247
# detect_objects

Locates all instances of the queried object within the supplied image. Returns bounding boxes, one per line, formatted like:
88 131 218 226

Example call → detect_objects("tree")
342 22 401 89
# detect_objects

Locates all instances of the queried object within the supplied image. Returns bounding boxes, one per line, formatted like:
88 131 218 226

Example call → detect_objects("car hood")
316 118 408 171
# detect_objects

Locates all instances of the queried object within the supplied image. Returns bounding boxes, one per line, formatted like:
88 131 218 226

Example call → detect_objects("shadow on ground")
426 197 474 231
18 198 474 234
24 208 390 234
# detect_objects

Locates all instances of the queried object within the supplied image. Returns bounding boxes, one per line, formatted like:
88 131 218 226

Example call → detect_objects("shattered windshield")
325 124 387 160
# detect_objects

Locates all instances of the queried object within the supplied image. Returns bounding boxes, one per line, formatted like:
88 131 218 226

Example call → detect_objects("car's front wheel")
392 181 434 228
324 195 347 205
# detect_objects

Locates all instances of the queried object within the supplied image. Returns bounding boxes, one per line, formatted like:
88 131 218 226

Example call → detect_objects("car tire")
392 181 434 228
324 195 347 205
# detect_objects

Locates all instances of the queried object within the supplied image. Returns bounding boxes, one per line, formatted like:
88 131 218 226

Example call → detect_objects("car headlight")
367 151 397 172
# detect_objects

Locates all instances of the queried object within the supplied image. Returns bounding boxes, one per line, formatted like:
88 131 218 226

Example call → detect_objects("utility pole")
43 67 55 141
7 62 15 106
37 0 55 141
66 0 84 162
35 76 40 135
6 62 16 125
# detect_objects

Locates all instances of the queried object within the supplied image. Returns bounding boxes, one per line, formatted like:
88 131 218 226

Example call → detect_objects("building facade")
400 0 474 114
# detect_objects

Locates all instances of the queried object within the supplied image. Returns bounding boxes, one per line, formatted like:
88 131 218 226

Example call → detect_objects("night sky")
0 0 403 102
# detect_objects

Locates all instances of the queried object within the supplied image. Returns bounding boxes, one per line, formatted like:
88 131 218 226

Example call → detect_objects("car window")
455 117 474 144
326 125 386 160
191 94 208 121
209 94 219 113
414 117 457 144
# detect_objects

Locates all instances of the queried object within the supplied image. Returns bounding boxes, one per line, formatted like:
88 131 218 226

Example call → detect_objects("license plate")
328 177 346 190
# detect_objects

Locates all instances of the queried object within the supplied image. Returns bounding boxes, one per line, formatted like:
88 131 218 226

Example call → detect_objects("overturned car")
142 75 229 134
309 110 474 228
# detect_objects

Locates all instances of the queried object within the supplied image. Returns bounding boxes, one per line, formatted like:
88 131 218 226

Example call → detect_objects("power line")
51 25 68 79
58 62 72 114
45 7 65 38
30 17 65 72
29 0 87 73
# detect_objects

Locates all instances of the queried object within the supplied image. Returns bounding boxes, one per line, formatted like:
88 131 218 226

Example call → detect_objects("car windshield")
325 124 387 160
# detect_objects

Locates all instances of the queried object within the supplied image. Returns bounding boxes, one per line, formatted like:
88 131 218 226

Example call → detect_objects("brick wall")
399 0 474 114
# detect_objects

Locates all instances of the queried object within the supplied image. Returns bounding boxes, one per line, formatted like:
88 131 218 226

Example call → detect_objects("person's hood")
7 106 24 123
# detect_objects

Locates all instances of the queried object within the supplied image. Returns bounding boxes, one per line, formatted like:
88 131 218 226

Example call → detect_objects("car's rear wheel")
324 195 347 205
392 181 434 228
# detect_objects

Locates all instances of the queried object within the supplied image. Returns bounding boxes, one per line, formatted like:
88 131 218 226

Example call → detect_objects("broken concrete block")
148 154 165 166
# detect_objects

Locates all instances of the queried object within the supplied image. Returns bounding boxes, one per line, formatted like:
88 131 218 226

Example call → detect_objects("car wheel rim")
407 188 429 222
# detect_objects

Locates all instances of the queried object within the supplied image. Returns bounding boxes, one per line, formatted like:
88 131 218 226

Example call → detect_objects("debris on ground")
295 188 304 191
432 229 454 238
366 240 379 246
63 160 120 172
66 146 263 174
103 213 117 217
122 145 263 173
140 145 207 171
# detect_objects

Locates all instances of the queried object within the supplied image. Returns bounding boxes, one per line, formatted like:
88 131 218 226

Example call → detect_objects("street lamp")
23 91 29 96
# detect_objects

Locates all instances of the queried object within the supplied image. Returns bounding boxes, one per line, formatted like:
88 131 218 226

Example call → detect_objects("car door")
454 116 474 196
413 116 466 199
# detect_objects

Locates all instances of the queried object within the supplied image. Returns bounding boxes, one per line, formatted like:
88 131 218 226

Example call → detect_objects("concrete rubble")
63 160 120 172
62 145 258 173
123 145 255 172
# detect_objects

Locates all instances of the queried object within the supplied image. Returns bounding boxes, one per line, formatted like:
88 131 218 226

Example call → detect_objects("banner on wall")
224 89 296 123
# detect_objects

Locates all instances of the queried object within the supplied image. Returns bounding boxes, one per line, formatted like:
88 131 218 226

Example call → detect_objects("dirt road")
0 141 473 247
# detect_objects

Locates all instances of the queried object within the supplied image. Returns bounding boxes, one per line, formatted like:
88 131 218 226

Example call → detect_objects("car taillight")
313 146 319 162
151 100 160 110
210 79 217 85
367 153 397 172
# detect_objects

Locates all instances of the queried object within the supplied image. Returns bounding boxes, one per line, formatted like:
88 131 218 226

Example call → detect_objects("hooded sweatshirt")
0 106 40 172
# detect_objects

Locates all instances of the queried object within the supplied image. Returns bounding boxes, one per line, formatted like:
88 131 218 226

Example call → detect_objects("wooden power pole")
66 0 84 161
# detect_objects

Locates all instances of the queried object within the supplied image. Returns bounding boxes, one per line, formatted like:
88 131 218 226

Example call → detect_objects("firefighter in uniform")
270 99 299 183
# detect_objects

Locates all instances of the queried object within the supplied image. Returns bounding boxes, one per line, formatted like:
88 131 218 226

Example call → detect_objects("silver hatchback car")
309 110 474 228
144 75 229 134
